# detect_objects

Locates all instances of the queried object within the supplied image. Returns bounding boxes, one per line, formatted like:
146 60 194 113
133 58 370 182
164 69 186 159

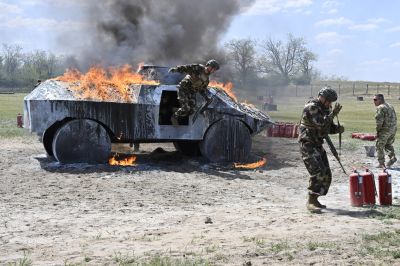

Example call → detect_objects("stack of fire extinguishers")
349 168 392 207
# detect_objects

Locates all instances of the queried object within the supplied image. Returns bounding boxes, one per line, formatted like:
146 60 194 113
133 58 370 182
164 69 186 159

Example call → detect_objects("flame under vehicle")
23 66 272 164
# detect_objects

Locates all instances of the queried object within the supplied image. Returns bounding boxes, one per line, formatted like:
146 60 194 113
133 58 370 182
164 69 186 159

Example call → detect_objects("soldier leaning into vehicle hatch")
168 59 220 120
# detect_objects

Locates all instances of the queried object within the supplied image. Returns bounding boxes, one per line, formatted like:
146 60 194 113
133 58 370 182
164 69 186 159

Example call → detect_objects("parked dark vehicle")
24 66 272 164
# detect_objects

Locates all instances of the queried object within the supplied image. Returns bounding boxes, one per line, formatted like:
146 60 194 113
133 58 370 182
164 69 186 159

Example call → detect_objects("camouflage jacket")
298 99 341 145
174 64 210 91
375 102 397 133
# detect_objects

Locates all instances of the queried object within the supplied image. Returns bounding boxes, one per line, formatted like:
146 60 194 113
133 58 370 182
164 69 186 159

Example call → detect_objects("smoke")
61 0 254 69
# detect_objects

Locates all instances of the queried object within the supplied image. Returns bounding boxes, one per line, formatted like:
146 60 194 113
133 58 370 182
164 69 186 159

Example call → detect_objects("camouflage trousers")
300 141 332 196
175 80 197 117
376 130 397 164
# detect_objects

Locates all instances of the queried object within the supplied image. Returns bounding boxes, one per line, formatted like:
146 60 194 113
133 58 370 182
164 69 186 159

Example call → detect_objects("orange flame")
55 64 159 102
234 158 267 169
109 154 137 166
209 80 237 101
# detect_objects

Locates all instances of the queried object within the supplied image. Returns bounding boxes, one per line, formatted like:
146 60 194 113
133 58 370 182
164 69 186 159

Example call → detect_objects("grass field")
252 94 400 156
267 96 380 134
0 93 27 138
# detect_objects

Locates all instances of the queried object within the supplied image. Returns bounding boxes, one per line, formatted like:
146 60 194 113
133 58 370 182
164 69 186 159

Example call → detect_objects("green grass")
0 93 27 138
367 207 400 220
6 251 32 266
244 83 400 136
306 241 337 251
267 94 400 157
270 240 290 253
360 230 400 259
113 252 212 266
263 95 400 140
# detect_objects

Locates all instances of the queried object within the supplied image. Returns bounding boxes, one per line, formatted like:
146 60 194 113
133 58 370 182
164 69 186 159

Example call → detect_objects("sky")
1 0 400 82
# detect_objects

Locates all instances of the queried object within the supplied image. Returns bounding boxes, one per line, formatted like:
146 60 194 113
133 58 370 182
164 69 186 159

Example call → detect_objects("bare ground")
1 135 400 265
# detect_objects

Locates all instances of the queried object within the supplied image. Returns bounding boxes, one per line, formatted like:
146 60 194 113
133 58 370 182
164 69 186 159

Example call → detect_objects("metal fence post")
353 83 355 96
366 83 369 94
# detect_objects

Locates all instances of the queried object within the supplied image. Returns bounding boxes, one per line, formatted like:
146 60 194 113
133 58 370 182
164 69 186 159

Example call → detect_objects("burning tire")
199 119 251 163
52 119 111 164
173 141 201 156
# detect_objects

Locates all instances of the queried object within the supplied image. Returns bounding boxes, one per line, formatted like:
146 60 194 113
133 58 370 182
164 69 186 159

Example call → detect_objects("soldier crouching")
299 87 344 213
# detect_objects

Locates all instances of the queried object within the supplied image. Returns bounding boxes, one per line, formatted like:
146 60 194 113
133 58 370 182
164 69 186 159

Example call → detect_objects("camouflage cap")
206 59 220 70
318 86 337 102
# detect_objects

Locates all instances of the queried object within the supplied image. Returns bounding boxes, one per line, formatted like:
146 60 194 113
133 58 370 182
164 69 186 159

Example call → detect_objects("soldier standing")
373 94 397 168
168 59 220 119
299 87 344 213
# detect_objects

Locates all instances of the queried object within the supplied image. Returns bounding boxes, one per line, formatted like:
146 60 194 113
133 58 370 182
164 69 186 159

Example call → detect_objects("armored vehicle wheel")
52 119 111 164
173 141 201 156
42 121 65 157
42 129 54 157
199 119 251 163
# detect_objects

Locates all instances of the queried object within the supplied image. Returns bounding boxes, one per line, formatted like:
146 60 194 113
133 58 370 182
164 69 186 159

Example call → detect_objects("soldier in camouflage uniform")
299 87 344 213
169 59 220 118
373 94 397 168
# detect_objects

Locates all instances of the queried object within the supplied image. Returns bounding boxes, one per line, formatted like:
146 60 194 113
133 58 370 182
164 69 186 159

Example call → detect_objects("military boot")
387 157 397 168
307 194 322 213
376 163 386 168
314 196 326 209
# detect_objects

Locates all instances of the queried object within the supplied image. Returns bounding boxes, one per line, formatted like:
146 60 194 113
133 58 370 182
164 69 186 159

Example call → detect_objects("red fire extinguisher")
272 124 280 137
378 169 392 206
360 169 376 206
292 124 299 138
17 113 23 128
349 170 363 207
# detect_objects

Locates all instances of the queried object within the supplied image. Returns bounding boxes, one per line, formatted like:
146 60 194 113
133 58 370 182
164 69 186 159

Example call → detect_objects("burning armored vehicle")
23 65 272 164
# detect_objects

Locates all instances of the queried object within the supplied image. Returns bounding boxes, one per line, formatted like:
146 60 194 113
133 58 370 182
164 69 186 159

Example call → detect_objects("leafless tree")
298 51 316 77
225 38 257 88
258 34 316 84
295 49 317 84
2 44 22 78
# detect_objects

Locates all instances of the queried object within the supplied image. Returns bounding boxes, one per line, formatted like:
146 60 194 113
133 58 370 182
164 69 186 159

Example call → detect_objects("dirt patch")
1 135 400 265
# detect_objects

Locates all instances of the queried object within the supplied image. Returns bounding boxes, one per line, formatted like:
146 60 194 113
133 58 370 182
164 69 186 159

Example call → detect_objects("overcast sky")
1 0 400 82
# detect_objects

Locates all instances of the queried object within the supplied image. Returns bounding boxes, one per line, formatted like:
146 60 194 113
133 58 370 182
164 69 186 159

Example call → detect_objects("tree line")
0 34 318 90
0 44 70 89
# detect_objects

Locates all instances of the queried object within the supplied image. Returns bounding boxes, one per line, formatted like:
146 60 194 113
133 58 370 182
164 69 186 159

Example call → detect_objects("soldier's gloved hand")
338 125 345 134
332 103 342 117
168 67 178 73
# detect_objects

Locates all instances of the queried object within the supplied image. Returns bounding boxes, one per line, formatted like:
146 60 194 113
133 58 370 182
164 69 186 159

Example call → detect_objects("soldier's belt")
300 123 319 129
